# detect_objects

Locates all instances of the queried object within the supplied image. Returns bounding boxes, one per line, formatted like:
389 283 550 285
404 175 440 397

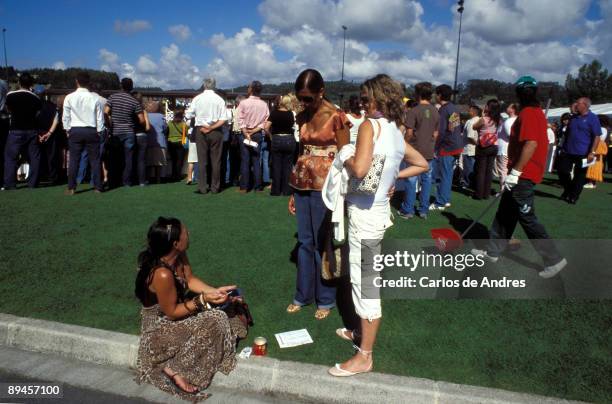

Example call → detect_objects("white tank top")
346 118 405 208
347 113 365 145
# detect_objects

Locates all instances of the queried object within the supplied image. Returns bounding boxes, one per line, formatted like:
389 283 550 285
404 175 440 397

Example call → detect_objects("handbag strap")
369 118 382 143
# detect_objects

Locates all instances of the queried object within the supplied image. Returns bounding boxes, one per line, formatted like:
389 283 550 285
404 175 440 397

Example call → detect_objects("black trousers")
68 128 102 191
167 141 186 181
557 153 587 201
487 179 562 266
270 135 296 196
0 118 9 188
195 128 223 193
40 133 60 183
474 145 498 199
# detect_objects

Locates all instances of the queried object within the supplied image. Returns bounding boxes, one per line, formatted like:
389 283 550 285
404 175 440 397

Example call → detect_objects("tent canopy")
547 103 612 120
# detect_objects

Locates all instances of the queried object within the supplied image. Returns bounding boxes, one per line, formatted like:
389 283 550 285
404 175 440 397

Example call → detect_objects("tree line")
1 60 610 107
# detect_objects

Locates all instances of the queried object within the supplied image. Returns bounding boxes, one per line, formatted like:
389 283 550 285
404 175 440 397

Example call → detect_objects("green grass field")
0 176 611 403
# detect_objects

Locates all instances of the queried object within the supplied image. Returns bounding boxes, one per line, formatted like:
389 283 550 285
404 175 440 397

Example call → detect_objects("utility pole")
2 28 8 83
341 25 347 82
453 1 465 103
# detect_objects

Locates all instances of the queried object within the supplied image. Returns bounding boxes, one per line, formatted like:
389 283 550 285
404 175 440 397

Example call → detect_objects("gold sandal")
314 308 331 320
286 303 302 314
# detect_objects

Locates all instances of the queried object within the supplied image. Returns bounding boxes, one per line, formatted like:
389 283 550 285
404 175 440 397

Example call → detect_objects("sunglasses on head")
297 95 315 103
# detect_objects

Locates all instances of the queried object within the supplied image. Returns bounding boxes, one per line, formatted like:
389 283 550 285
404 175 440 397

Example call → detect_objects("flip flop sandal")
328 361 373 377
314 308 331 320
164 371 200 395
286 303 302 314
335 328 353 341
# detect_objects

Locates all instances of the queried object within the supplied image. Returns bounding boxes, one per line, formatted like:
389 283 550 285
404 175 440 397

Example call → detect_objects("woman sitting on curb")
134 217 239 400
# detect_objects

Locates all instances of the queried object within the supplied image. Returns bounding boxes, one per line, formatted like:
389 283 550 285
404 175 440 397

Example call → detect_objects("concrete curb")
0 313 584 404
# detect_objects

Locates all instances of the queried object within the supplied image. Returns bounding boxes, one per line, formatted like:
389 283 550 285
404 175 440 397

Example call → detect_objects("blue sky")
1 0 610 88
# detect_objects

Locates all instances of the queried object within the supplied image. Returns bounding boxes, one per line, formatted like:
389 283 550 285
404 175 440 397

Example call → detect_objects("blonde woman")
329 74 428 377
265 95 296 195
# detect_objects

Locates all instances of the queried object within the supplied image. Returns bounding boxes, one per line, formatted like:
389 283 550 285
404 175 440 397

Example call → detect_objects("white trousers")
347 202 393 321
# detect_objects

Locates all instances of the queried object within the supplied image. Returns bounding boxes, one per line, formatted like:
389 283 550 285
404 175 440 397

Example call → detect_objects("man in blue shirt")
557 97 601 204
430 84 463 210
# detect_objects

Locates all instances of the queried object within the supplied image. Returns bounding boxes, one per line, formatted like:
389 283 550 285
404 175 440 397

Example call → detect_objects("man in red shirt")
472 76 566 278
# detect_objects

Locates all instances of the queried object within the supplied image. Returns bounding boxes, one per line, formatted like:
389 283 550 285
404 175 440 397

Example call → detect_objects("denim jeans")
400 160 432 215
434 155 458 206
486 179 562 266
68 128 102 191
239 132 262 191
117 133 136 186
270 135 296 195
294 190 336 308
3 129 40 188
77 132 106 185
135 134 148 185
461 155 475 188
260 136 271 184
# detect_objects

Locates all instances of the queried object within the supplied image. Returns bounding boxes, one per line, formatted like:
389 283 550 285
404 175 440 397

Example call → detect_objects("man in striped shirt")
104 78 145 186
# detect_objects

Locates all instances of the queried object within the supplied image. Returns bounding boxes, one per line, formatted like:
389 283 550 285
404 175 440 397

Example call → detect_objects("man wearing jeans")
557 97 601 204
237 81 269 193
104 78 145 186
472 76 566 279
3 73 42 190
63 72 105 194
185 77 227 194
398 82 438 219
430 84 463 211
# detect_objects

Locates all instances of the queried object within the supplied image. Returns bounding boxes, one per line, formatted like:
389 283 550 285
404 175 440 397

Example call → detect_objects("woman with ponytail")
134 217 239 400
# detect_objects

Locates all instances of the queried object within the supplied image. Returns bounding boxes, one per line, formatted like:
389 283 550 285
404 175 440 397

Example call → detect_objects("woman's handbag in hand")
348 119 385 195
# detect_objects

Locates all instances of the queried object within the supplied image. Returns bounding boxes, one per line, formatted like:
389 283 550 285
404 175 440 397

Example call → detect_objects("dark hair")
348 94 361 114
406 99 418 109
19 73 34 89
485 99 502 125
360 74 405 128
75 72 91 88
414 82 433 101
515 85 540 109
250 80 263 96
469 105 482 116
134 217 182 305
173 109 184 120
599 114 610 128
121 77 134 92
561 112 571 122
295 69 325 94
435 84 453 102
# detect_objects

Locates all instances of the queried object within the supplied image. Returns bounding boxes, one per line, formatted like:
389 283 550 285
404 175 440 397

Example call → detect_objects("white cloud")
52 61 66 70
98 44 202 89
258 0 425 42
114 19 152 35
168 24 192 42
460 0 590 44
98 1 609 90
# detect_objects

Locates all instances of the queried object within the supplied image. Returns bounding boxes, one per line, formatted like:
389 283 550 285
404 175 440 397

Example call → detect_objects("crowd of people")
1 69 608 399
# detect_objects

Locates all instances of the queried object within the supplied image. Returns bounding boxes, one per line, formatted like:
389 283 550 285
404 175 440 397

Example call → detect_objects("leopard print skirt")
135 305 238 401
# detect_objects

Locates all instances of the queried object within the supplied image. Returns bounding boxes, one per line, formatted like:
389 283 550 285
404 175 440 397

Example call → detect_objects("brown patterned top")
290 110 350 191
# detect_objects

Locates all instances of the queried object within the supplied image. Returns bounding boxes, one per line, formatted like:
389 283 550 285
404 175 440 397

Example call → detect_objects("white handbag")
348 119 385 195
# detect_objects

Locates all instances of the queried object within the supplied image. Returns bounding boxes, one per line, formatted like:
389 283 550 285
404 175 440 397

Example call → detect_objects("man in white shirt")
494 103 517 191
460 105 480 189
185 77 227 194
62 72 105 194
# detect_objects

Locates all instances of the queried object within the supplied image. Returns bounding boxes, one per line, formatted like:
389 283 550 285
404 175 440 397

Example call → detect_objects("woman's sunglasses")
297 95 315 103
